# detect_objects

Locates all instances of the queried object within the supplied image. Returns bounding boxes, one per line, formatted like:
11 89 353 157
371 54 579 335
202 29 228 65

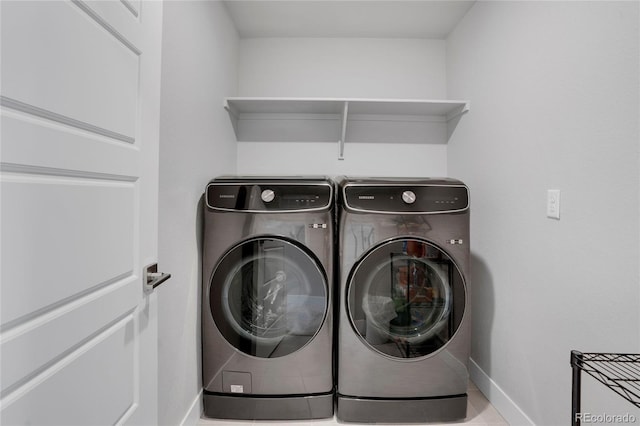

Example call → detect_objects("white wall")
238 38 447 98
446 1 640 424
236 38 449 176
158 2 238 425
237 142 448 177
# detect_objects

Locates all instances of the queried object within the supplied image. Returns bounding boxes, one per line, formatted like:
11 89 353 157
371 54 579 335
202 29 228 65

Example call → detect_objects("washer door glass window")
210 237 328 358
347 238 465 359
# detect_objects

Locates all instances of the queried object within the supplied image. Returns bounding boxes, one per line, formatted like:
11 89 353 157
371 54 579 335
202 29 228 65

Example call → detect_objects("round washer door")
210 237 328 358
347 238 466 359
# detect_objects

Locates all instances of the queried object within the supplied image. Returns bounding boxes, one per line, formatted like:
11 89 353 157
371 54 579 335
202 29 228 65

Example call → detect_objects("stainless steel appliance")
336 177 471 423
202 176 335 420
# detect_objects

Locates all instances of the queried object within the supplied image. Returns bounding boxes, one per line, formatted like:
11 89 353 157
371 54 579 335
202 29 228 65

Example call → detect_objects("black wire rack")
571 350 640 426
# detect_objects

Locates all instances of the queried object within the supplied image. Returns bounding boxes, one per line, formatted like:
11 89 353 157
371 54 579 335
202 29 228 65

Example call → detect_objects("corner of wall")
179 390 204 426
469 358 535 425
158 1 240 425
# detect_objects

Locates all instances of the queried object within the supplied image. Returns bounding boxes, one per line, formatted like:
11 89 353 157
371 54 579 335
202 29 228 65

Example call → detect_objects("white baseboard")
179 389 203 426
469 358 535 425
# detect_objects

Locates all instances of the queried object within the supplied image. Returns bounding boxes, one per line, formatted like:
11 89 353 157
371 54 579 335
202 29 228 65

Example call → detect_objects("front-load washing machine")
336 177 470 423
202 176 335 420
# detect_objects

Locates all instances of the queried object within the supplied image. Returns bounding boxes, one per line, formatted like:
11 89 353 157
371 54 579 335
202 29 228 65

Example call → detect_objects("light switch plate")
547 189 560 219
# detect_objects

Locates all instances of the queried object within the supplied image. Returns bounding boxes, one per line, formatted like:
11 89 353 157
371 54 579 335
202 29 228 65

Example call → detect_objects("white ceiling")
222 1 476 39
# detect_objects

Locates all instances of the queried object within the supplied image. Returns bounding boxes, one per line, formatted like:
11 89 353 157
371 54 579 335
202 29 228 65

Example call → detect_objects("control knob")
261 189 275 203
402 190 416 204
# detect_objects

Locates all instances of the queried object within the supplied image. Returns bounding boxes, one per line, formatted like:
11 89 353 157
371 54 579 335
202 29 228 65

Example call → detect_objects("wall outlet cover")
547 189 560 219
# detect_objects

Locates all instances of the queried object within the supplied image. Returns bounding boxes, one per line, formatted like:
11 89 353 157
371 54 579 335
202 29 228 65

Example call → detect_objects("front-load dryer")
202 176 335 420
336 177 470 423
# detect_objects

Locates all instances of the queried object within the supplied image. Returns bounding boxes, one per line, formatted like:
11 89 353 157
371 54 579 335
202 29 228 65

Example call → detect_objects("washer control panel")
207 181 332 212
344 184 469 213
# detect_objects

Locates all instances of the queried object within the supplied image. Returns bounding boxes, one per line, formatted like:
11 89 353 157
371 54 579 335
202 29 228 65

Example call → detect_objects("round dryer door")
210 237 328 358
347 238 466 359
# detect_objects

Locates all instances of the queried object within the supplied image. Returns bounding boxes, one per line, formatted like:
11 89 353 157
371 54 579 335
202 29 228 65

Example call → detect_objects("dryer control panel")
343 184 469 214
206 181 333 212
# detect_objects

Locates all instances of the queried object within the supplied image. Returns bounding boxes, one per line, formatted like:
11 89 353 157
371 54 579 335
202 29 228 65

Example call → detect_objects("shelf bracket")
446 102 470 122
223 99 240 139
338 101 349 160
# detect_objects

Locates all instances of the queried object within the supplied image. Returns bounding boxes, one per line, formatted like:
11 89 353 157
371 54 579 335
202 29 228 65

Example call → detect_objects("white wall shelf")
224 97 470 159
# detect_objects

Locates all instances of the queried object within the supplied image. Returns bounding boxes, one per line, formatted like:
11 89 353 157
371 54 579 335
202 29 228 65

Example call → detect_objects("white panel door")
0 1 164 424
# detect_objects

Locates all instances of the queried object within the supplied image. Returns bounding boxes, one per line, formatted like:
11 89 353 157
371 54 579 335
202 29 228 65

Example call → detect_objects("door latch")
144 263 171 292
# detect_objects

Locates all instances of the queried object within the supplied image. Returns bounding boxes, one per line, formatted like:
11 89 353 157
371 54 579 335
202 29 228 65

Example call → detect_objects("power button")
402 190 416 204
261 189 275 203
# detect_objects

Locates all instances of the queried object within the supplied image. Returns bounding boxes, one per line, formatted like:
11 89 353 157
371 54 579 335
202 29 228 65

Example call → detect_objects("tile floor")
198 382 508 426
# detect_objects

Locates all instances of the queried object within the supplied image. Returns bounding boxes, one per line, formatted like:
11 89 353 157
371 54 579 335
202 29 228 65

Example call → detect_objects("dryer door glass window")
210 237 328 358
347 238 466 359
